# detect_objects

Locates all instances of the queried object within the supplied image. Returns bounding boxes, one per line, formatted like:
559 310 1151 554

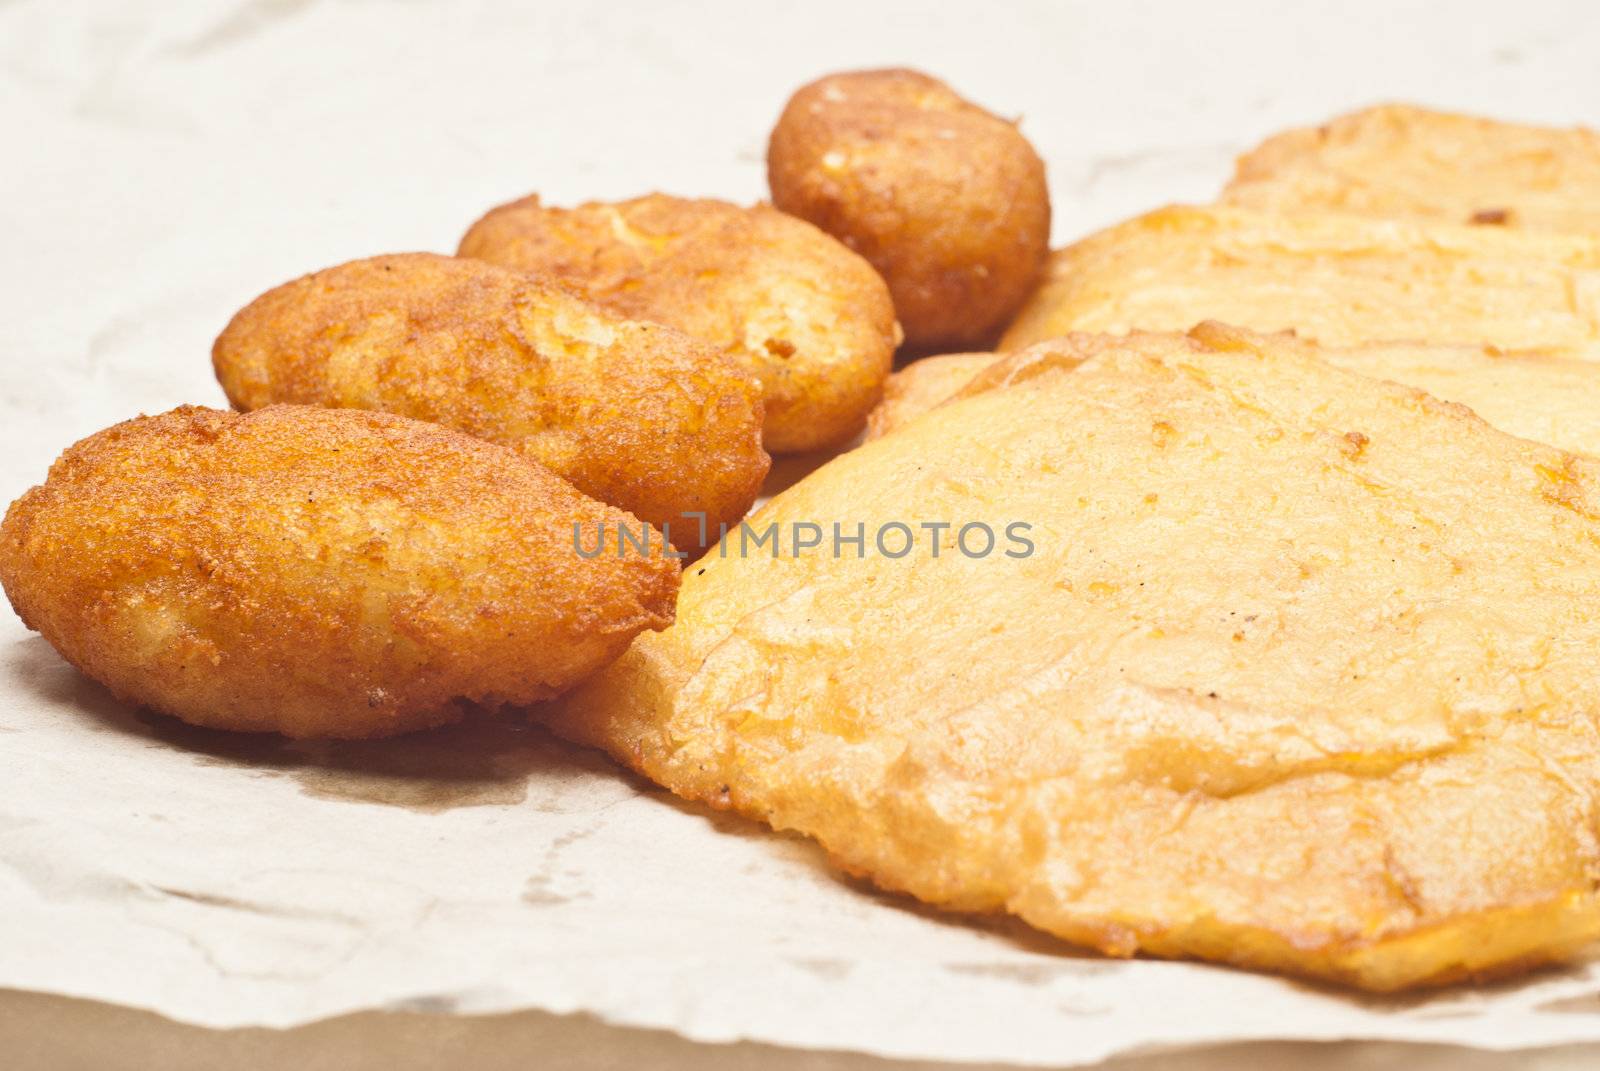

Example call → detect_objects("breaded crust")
868 335 1600 459
767 68 1050 350
863 352 995 441
0 405 680 739
457 194 899 453
1223 103 1600 233
213 253 768 553
1000 204 1600 356
548 323 1600 990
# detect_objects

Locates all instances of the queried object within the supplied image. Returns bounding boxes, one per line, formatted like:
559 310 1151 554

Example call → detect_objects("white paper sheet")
4 0 1600 1065
9 626 1600 1067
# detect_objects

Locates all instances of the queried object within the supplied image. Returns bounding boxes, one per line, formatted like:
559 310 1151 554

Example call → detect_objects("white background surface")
3 1 1600 1067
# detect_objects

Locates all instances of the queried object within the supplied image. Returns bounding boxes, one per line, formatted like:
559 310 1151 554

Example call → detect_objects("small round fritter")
767 68 1051 351
458 194 899 454
0 405 680 739
214 253 768 553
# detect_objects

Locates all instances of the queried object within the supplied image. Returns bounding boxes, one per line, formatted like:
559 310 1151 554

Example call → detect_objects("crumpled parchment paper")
8 626 1600 1067
5 0 1600 1065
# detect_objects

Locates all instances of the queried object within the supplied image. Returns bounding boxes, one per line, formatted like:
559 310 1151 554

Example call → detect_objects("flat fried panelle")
863 352 994 441
1323 342 1600 458
457 194 899 453
768 68 1050 350
549 323 1600 990
1223 103 1600 233
999 204 1600 356
0 406 679 739
867 335 1600 458
214 253 767 553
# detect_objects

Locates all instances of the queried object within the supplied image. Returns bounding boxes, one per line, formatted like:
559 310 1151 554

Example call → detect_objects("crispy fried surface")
1323 342 1600 457
999 204 1600 356
1223 103 1600 233
0 405 679 739
213 253 767 552
548 323 1600 990
767 68 1050 351
457 194 899 453
863 352 995 441
867 336 1600 458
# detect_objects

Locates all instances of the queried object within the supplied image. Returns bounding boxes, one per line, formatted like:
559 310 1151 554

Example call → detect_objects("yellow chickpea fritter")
863 352 995 440
1223 103 1600 234
1001 204 1600 356
213 253 768 553
550 325 1600 990
767 68 1051 351
0 405 680 740
457 194 899 454
867 335 1600 459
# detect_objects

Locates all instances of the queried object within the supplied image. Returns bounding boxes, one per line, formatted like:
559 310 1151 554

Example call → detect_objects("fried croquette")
866 335 1600 458
863 352 996 441
0 405 679 740
213 253 767 553
547 322 1600 990
999 204 1600 356
457 194 900 453
768 68 1050 351
1223 103 1600 234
